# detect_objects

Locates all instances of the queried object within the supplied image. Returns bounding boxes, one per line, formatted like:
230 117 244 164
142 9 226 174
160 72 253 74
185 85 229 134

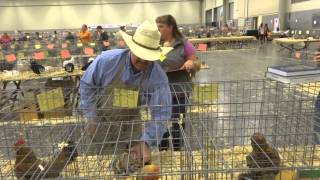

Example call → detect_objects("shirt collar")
127 52 143 76
126 51 153 77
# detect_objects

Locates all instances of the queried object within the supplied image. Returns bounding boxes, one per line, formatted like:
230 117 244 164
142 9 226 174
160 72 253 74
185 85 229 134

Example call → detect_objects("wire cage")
0 79 320 179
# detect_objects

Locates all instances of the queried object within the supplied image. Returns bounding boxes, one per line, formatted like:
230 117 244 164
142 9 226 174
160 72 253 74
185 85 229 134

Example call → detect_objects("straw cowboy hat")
120 21 173 61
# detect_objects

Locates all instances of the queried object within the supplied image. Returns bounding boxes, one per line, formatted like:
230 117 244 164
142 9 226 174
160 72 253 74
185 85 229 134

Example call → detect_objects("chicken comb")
14 139 26 147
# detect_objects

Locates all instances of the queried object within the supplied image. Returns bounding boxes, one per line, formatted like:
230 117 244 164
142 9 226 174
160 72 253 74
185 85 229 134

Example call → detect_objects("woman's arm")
180 40 201 72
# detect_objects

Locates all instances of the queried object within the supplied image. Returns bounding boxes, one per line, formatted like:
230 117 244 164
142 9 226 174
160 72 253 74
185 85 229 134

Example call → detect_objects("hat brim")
120 31 172 61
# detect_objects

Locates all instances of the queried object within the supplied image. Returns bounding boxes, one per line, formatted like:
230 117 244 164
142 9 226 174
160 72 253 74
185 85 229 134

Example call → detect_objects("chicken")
238 133 281 180
14 139 78 179
63 56 75 73
30 61 44 74
111 152 142 175
81 57 95 71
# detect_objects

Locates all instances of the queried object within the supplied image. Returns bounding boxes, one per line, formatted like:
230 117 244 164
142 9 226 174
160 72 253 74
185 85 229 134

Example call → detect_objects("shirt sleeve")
141 65 172 147
79 53 117 122
184 40 196 59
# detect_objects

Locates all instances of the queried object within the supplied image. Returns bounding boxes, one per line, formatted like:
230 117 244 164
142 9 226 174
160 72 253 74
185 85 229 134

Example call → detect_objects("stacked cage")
0 79 320 179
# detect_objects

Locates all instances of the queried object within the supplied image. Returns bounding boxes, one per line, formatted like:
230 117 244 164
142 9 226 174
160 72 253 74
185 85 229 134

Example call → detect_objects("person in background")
282 27 291 38
221 23 229 35
206 27 212 48
65 32 75 42
264 23 270 42
0 33 12 44
34 32 42 41
0 33 12 51
258 23 265 44
95 25 109 51
16 31 26 41
79 24 92 45
114 26 127 48
120 25 126 32
156 14 201 151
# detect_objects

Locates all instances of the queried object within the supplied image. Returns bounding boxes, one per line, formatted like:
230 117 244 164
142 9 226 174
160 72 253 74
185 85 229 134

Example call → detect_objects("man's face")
131 53 152 71
82 25 87 32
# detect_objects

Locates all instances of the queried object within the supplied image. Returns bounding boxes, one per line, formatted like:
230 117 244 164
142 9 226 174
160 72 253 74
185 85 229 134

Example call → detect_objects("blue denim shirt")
80 49 172 146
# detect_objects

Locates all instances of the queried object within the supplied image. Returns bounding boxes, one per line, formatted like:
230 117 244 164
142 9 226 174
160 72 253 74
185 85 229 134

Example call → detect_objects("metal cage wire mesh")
0 79 320 179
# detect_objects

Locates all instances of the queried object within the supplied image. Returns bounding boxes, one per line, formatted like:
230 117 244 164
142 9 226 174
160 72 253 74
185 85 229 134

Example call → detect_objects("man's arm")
79 53 118 122
141 69 172 147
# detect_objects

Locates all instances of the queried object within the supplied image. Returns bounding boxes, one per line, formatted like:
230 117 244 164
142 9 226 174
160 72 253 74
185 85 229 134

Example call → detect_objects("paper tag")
37 88 64 111
35 44 41 49
84 47 94 56
47 44 54 49
77 43 83 47
113 88 139 108
193 84 219 104
159 54 166 62
5 54 17 62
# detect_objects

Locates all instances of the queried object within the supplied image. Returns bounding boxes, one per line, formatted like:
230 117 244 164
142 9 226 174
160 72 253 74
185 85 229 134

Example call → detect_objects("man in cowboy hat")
80 21 173 165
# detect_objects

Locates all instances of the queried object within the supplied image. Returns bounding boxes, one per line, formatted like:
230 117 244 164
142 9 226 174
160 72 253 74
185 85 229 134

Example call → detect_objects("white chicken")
63 56 75 72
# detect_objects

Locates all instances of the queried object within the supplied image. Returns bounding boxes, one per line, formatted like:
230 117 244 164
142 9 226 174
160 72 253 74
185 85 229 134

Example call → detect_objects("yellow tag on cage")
90 43 95 47
17 52 25 60
43 50 49 57
37 88 64 111
0 52 4 60
35 44 41 49
192 83 219 104
77 43 83 47
113 88 139 108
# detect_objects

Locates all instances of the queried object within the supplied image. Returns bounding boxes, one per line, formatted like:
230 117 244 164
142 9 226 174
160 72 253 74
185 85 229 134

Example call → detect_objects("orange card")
60 50 71 59
5 54 17 62
34 52 45 60
62 43 68 49
47 44 54 49
198 44 207 52
84 47 94 56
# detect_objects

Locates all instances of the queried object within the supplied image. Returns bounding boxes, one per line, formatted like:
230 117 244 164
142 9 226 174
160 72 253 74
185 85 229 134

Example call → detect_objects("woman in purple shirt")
156 15 201 150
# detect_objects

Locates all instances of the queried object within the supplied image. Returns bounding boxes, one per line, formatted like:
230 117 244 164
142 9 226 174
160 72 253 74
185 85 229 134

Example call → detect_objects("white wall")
288 0 320 12
205 0 214 10
235 0 278 19
0 0 201 31
248 0 278 17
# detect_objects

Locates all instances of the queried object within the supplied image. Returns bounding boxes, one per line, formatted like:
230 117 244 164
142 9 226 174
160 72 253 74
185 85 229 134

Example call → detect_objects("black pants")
159 96 186 151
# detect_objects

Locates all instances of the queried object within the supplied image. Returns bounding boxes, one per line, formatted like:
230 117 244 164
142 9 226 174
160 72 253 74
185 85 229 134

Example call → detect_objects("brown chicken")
238 133 281 180
14 139 78 179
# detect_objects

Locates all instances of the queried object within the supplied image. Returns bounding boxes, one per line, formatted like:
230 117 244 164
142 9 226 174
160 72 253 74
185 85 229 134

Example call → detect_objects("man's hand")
85 121 98 136
129 142 151 165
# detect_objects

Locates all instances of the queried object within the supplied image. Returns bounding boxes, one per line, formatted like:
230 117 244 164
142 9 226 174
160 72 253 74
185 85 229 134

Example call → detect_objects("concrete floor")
195 42 319 82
